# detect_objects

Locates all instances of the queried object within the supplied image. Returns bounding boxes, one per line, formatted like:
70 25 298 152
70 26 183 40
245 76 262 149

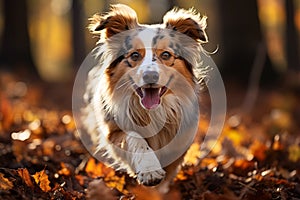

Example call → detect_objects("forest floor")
0 73 300 200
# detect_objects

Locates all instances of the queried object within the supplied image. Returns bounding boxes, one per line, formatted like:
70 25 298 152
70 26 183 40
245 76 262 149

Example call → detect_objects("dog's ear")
89 4 138 38
163 8 208 43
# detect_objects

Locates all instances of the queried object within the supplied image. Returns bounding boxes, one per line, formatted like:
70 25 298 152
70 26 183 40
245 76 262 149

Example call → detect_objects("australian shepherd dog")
82 4 208 192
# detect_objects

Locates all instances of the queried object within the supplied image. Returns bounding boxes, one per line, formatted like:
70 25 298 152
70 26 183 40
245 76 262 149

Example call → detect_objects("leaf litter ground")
0 74 300 200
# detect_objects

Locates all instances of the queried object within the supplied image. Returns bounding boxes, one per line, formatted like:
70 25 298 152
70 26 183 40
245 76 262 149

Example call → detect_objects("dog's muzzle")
142 70 159 84
133 70 171 110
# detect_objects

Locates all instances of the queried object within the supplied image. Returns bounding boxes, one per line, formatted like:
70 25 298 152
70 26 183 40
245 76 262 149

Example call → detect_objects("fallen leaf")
200 158 218 169
75 175 86 186
0 173 13 190
42 139 56 156
85 158 103 178
250 140 267 161
225 129 244 146
85 158 127 194
104 174 127 194
175 170 188 181
85 157 116 178
32 169 51 192
231 159 255 176
272 134 284 150
58 162 72 176
184 142 201 166
288 144 300 162
17 168 34 188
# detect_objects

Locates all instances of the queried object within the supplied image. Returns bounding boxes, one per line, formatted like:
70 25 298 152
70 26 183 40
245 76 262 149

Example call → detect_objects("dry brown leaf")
17 168 34 188
0 173 13 190
32 169 51 192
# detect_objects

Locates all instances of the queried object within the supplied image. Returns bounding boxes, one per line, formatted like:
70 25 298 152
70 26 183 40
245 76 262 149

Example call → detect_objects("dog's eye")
130 52 141 61
160 51 171 60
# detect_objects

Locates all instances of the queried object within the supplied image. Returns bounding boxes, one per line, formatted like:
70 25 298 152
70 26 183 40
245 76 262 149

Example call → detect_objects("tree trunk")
71 0 86 69
217 0 276 84
0 0 39 78
285 0 300 71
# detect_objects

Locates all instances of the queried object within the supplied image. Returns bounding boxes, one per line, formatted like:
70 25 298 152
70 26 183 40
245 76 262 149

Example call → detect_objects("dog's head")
89 4 208 110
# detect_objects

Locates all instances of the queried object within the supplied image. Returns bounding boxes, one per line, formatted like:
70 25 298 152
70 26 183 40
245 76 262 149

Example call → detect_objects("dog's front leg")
124 131 166 186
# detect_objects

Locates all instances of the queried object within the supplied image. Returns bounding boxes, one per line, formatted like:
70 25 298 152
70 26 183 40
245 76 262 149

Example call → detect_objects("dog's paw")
133 150 165 186
137 168 166 186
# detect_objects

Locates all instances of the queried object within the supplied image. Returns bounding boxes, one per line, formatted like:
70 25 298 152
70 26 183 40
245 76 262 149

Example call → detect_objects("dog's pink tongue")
141 88 160 109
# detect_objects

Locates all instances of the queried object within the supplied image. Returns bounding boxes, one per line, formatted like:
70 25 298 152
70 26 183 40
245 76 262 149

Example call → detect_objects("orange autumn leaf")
0 173 13 190
85 157 115 178
58 162 72 176
75 175 86 186
225 129 244 146
85 158 127 194
104 175 127 194
250 140 267 161
200 158 218 169
175 170 188 181
17 168 34 188
32 169 51 192
183 142 201 166
85 158 103 178
272 135 284 151
102 165 115 177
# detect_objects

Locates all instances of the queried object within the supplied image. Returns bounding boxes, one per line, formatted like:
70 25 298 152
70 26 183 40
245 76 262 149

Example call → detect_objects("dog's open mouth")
135 86 168 109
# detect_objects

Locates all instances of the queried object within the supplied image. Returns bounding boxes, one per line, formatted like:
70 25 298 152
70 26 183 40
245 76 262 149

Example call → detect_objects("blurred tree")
0 0 39 78
285 0 300 71
217 0 276 84
148 0 176 23
71 0 86 68
103 0 110 10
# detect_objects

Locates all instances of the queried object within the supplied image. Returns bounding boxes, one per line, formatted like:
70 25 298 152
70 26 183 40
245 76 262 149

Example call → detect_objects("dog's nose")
143 70 159 84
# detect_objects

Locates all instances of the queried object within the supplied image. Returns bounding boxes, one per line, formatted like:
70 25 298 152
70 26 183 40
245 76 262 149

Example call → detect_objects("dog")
82 4 208 192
